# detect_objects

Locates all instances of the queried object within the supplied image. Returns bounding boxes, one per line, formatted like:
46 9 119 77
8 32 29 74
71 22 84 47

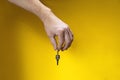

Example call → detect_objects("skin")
8 0 73 51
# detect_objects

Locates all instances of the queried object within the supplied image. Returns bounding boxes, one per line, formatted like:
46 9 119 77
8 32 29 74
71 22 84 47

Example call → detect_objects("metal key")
56 50 60 65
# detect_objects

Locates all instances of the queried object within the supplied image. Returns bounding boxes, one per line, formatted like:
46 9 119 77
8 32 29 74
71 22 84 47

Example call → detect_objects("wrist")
32 1 52 22
37 8 52 22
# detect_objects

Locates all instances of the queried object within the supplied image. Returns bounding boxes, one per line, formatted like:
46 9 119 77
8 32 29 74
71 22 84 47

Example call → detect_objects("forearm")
8 0 52 22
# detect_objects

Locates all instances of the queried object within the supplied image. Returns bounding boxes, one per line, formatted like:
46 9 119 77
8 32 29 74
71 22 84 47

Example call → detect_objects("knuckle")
47 33 53 37
58 29 64 33
48 35 53 38
67 41 71 44
64 24 69 27
57 29 64 35
64 25 69 29
48 35 55 39
64 46 68 50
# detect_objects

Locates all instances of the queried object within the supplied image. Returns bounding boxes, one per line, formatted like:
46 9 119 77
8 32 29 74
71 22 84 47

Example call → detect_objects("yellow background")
0 0 120 80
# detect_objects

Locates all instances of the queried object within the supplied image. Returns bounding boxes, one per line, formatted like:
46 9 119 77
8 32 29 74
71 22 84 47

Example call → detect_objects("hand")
8 0 73 51
43 12 73 51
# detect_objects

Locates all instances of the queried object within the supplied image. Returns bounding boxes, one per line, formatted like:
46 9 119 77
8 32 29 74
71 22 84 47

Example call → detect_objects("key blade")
57 60 59 65
56 51 60 66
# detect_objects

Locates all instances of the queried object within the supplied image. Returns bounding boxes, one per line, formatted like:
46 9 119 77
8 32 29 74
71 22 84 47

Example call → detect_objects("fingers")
68 28 74 40
62 29 73 51
58 30 65 50
49 28 73 51
57 28 73 51
49 35 57 50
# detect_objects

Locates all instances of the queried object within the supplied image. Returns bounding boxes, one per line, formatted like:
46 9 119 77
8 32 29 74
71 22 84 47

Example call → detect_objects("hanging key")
56 50 60 65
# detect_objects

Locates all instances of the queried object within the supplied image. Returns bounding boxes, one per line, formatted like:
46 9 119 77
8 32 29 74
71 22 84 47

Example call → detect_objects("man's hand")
8 0 73 51
43 12 73 51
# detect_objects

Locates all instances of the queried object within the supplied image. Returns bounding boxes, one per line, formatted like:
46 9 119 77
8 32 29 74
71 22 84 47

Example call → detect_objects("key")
56 50 60 65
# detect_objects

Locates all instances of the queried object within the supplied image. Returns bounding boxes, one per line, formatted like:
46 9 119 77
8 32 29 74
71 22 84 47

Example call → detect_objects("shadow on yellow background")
0 0 120 80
